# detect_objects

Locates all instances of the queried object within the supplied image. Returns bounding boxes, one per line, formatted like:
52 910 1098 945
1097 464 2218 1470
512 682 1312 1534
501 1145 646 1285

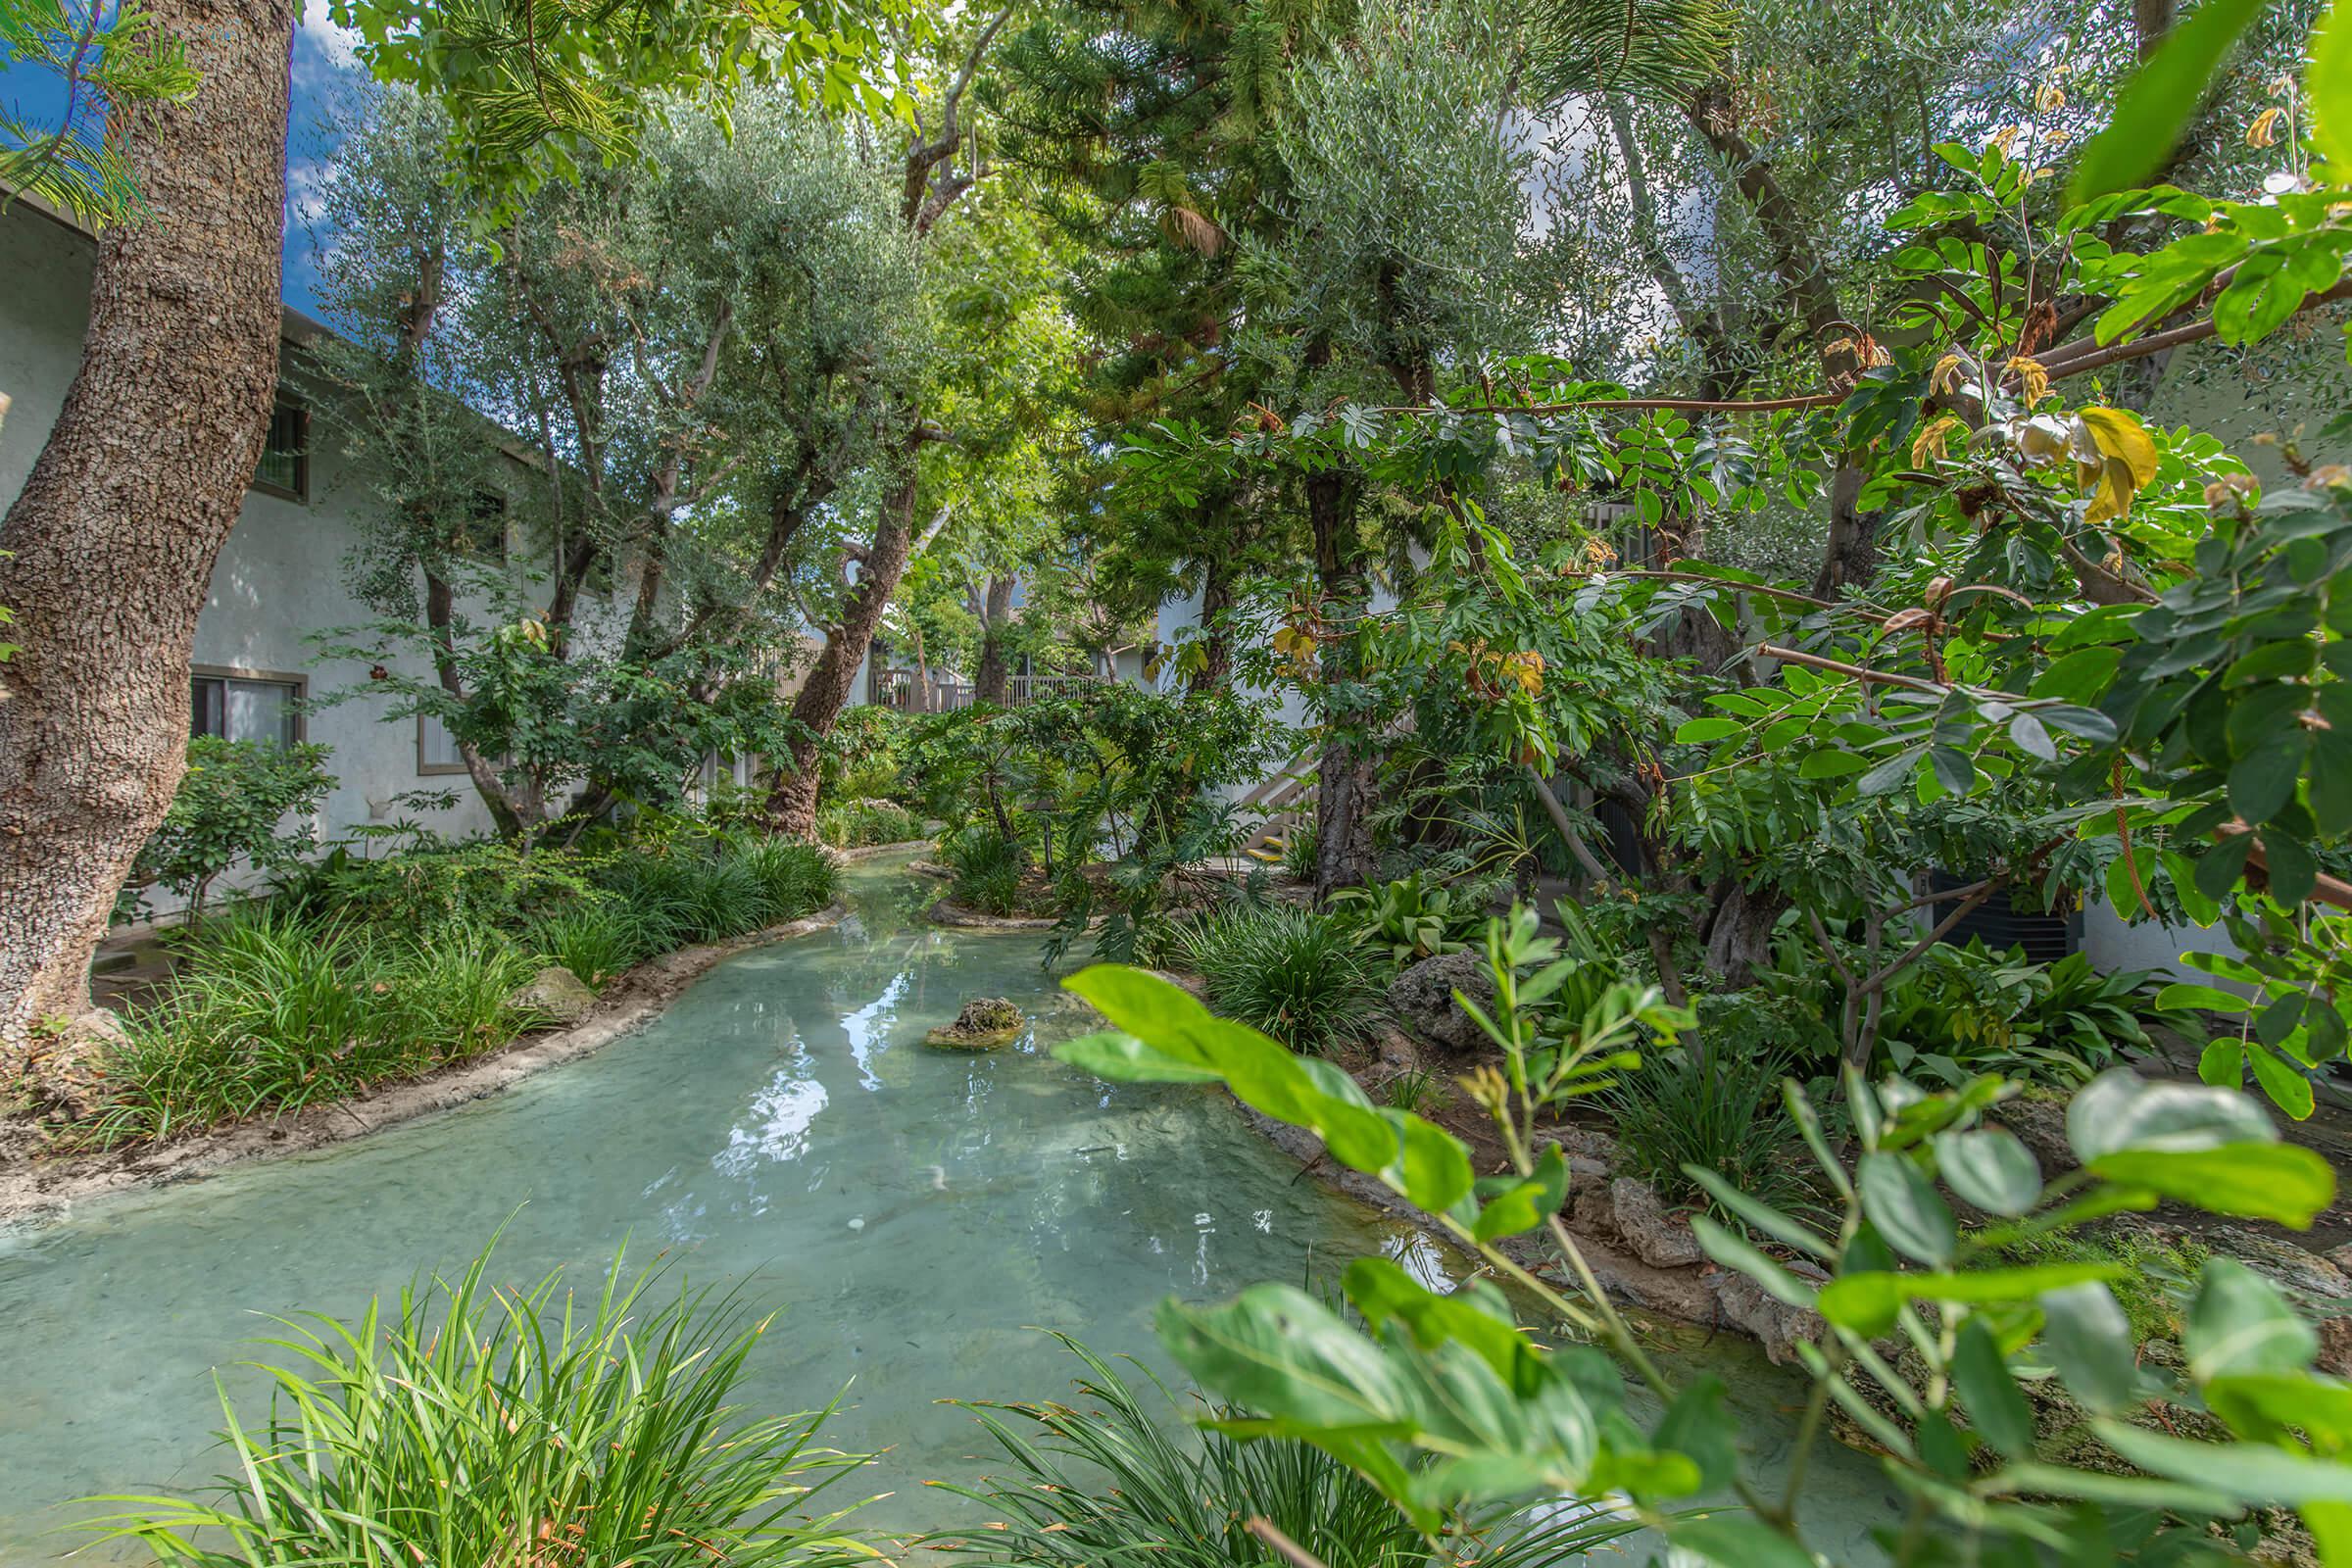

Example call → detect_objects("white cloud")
299 0 363 70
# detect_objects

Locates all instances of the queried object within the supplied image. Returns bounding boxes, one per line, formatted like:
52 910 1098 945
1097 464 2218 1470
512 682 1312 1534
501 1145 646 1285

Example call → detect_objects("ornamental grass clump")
931 1338 1639 1568
1171 903 1385 1054
81 1245 879 1568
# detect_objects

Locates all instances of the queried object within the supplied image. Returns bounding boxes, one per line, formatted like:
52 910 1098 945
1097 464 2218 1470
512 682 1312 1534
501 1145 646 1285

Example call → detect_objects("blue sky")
3 2 369 318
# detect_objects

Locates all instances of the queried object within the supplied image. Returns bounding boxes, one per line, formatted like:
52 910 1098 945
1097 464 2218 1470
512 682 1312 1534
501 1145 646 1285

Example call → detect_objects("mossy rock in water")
925 997 1026 1051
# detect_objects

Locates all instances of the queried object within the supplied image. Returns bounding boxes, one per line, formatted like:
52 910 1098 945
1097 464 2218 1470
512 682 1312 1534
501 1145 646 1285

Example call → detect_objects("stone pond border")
0 905 850 1227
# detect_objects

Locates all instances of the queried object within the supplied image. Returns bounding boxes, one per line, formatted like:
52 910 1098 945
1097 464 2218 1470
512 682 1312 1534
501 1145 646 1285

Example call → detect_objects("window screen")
191 674 300 748
253 397 308 499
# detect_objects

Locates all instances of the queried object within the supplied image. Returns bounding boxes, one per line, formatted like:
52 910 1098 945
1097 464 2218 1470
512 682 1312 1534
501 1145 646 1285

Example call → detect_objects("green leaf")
1385 1110 1477 1217
2066 1067 2276 1161
2230 736 2308 825
1472 1144 1568 1242
2248 1041 2321 1122
1156 1286 1417 1432
1821 1263 2125 1338
1666 1516 1817 1568
1859 1152 1958 1265
1343 1258 1530 1383
2095 1419 2352 1505
1798 749 1871 779
1684 1167 1835 1259
1674 716 1744 744
1652 1377 1737 1494
2158 983 2251 1015
2007 710 2057 761
2188 1258 2319 1381
2088 1142 2334 1228
2042 1282 2139 1414
2069 0 2269 202
1934 1129 2042 1217
1690 1215 1820 1309
2314 0 2352 176
1054 1030 1227 1083
1952 1318 2035 1460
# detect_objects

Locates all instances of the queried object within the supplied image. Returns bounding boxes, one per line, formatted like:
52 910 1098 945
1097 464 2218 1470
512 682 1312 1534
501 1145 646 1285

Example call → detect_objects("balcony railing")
866 669 1101 712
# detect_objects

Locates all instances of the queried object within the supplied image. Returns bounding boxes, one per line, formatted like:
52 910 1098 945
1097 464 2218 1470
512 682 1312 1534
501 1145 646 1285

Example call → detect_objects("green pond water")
0 859 1899 1562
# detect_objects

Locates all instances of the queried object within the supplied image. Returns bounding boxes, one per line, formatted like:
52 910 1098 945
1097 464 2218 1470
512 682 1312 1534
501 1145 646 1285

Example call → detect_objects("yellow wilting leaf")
1929 352 1968 397
2035 80 2066 112
1160 205 1228 257
1912 414 1965 466
2007 355 2051 407
2248 106 2286 148
2075 407 2161 525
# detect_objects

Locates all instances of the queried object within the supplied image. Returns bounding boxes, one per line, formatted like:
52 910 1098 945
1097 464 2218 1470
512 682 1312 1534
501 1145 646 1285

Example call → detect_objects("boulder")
1546 1127 1620 1168
2207 1226 2352 1302
508 965 598 1026
925 998 1027 1052
1710 1266 1829 1366
1610 1177 1705 1269
1387 950 1498 1054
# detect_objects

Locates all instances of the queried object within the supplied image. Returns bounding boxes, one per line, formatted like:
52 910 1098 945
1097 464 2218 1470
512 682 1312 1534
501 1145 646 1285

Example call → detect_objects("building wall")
0 203 545 913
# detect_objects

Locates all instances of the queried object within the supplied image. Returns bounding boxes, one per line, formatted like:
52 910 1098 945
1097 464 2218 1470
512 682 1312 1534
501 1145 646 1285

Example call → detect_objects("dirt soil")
0 905 849 1228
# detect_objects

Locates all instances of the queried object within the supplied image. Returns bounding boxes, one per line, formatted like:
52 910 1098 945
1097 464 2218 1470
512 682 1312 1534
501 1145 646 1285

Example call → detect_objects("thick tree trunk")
764 462 922 838
0 0 292 1088
1190 553 1235 694
973 573 1014 706
1306 467 1378 900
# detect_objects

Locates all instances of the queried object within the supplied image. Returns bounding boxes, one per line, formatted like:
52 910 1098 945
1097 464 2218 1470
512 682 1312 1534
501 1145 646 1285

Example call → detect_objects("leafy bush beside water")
1170 904 1385 1054
84 833 837 1146
85 1246 876 1568
934 1339 1640 1568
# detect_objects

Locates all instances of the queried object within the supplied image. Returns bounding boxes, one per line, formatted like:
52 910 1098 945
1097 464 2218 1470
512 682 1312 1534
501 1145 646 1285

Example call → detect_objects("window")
252 395 309 501
460 489 508 560
191 669 302 748
417 712 468 776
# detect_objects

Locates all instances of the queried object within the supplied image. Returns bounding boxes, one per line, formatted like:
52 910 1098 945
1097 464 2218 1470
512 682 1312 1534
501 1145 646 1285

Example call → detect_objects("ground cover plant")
1168 903 1387 1054
83 1243 879 1568
932 1337 1642 1568
75 826 837 1146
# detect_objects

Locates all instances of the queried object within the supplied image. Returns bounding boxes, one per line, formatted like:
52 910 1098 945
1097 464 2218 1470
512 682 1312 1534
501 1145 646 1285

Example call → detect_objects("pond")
0 858 1899 1563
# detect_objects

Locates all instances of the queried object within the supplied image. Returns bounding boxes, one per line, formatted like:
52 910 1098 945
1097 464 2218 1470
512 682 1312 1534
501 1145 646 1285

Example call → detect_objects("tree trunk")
1699 881 1788 988
973 572 1014 706
1306 467 1378 899
1190 553 1235 693
0 0 293 1089
764 459 922 837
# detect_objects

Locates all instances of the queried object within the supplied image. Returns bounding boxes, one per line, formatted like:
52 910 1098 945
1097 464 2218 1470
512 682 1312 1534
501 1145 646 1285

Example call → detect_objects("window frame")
251 395 310 504
416 710 472 777
189 664 308 748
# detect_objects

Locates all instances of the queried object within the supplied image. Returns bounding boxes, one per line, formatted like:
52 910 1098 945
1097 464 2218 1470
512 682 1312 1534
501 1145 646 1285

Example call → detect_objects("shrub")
737 837 838 924
1279 816 1318 882
82 913 540 1146
815 798 925 848
1605 1045 1818 1225
942 828 1026 916
123 737 336 917
932 1339 1638 1568
1172 904 1385 1053
83 1245 876 1568
528 904 646 989
279 835 602 932
1333 870 1491 966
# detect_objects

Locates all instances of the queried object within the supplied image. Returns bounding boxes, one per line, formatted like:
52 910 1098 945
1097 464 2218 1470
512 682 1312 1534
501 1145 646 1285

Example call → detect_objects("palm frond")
1522 0 1733 104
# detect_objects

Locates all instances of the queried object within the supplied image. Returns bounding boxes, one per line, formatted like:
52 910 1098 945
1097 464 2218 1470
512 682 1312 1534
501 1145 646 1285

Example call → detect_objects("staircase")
1238 752 1316 866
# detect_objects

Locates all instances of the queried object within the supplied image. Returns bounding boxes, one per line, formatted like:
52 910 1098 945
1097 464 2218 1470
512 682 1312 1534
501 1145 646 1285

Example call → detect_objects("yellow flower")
2007 355 2051 408
2248 107 2286 148
1911 414 1965 466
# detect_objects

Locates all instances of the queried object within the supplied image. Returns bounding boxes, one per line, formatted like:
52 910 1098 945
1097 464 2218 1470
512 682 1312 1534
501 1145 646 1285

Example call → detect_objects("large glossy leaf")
2095 1420 2352 1505
1951 1318 2035 1460
2041 1282 2139 1414
1859 1152 1957 1265
1156 1286 1419 1434
1054 1030 1226 1083
2087 1142 2334 1228
1820 1263 2123 1337
2068 0 2269 203
2066 1068 2275 1161
2187 1259 2319 1381
1665 1516 1817 1568
1472 1144 1568 1242
1933 1129 2042 1217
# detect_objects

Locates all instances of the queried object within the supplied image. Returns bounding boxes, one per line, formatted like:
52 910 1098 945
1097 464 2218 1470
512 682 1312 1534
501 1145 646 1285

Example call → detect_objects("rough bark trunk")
764 459 922 838
1307 466 1378 900
973 572 1014 706
0 0 293 1086
1699 881 1788 988
1190 552 1235 694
